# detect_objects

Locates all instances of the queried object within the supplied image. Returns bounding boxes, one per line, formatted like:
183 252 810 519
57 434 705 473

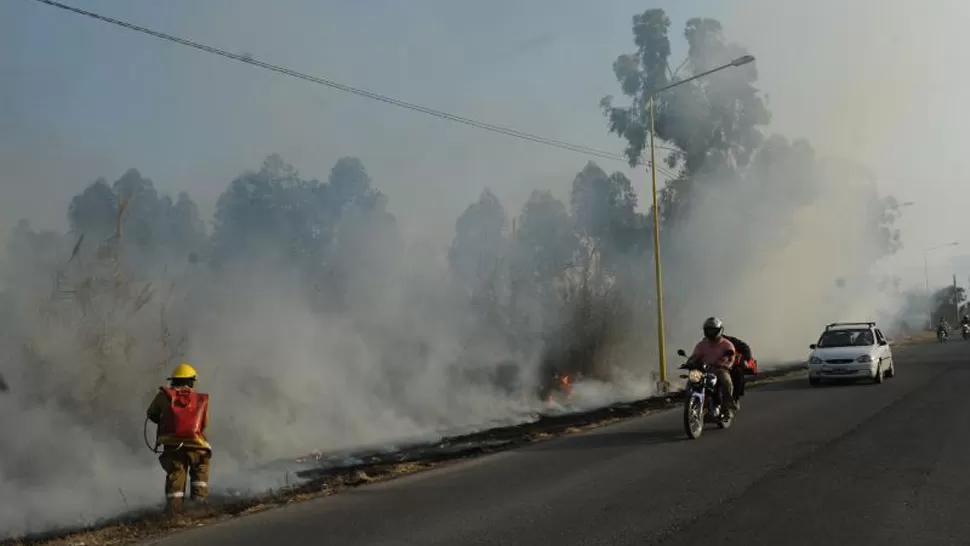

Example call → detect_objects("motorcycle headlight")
688 369 703 383
857 354 873 363
809 356 823 365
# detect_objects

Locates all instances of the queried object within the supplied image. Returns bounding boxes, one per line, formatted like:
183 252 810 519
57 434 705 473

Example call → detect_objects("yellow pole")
648 96 668 391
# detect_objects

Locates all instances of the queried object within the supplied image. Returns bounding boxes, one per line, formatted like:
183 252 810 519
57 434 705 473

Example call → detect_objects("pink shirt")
691 337 736 368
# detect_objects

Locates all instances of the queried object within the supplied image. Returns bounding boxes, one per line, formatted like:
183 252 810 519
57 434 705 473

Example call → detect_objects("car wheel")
809 376 821 387
886 363 896 378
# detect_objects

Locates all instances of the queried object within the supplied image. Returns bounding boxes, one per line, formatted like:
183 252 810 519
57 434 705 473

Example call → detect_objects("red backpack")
160 387 208 439
744 358 758 376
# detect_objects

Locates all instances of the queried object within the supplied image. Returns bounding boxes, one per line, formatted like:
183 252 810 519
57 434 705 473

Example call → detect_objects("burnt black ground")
141 341 970 546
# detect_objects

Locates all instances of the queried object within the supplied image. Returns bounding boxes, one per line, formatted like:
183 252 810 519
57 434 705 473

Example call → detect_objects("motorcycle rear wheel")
684 395 704 439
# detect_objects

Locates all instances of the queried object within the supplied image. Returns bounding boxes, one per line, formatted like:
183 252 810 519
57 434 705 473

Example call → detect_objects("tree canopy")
601 10 770 176
601 7 902 263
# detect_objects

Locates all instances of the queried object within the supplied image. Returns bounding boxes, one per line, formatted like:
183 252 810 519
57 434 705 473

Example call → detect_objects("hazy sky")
2 0 967 289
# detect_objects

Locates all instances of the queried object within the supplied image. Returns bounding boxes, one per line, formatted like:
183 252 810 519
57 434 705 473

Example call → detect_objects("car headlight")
688 369 703 383
857 354 873 363
809 356 823 365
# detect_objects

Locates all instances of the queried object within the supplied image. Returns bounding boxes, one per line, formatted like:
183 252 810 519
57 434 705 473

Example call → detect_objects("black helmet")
703 316 724 340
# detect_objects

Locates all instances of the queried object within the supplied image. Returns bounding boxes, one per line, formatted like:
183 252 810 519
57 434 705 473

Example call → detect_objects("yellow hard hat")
168 362 198 380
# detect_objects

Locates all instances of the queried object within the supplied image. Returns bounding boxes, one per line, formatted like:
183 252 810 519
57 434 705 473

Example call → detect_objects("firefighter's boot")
164 494 184 517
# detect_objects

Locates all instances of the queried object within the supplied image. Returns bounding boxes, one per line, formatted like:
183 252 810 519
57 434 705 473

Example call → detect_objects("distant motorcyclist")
723 334 753 407
938 317 950 332
938 317 950 341
683 317 738 411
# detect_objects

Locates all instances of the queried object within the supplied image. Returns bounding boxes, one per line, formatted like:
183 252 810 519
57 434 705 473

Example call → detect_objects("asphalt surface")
143 341 970 546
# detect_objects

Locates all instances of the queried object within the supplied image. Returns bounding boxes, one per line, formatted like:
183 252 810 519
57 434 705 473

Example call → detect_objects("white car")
807 322 895 387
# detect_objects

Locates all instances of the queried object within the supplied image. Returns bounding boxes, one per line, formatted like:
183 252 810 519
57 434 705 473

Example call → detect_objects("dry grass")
6 460 442 546
4 363 806 546
892 331 937 345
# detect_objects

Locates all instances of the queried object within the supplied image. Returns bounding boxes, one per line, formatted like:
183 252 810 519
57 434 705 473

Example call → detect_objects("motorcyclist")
722 334 753 407
961 315 969 327
683 317 738 411
939 317 950 332
937 317 951 342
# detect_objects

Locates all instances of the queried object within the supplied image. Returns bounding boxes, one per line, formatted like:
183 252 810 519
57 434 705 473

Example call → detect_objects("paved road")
144 341 970 546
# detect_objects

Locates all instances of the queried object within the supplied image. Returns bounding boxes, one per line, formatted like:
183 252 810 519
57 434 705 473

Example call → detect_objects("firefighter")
146 362 212 515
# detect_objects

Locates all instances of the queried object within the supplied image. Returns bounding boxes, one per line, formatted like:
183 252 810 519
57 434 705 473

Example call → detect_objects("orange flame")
559 374 573 395
544 371 579 402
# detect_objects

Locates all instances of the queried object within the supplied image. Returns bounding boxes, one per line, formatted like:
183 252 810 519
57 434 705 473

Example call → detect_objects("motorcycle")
938 325 949 343
962 324 970 341
676 348 736 440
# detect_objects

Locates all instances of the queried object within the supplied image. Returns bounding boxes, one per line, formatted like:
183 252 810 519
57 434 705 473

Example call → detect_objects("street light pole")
923 241 959 327
645 54 755 393
647 95 666 389
924 253 930 294
953 274 960 326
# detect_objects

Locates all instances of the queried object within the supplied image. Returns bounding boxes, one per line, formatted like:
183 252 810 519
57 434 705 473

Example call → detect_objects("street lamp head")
731 55 756 67
923 241 960 253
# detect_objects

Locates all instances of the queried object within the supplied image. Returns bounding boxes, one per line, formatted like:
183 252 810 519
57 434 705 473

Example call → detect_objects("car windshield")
817 329 874 348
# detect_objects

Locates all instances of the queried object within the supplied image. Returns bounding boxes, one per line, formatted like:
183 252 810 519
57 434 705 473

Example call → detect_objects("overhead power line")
25 0 776 223
24 0 688 166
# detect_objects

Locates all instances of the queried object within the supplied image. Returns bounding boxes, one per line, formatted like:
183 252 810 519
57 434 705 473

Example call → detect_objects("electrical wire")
23 0 691 164
25 0 774 222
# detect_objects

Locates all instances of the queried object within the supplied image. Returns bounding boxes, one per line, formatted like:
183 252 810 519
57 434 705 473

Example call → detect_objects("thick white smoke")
0 1 939 540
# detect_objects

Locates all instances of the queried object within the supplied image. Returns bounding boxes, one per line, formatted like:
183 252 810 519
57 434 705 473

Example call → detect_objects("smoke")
662 152 905 361
592 4 921 360
0 159 626 537
0 0 942 539
665 0 968 349
721 0 970 273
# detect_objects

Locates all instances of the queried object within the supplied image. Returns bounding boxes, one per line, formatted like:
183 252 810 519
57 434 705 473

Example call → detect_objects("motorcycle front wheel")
684 394 704 439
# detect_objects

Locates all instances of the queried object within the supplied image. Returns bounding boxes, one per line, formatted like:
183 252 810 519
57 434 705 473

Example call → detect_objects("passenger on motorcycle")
685 317 739 411
723 334 753 404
